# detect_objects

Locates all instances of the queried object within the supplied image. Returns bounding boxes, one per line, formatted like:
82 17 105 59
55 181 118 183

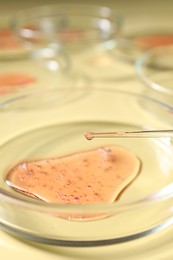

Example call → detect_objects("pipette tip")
85 132 94 140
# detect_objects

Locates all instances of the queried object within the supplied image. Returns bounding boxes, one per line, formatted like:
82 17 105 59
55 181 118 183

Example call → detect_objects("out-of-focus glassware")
0 16 28 60
135 45 173 105
115 12 173 62
0 16 74 101
10 4 125 82
0 45 71 102
117 32 173 62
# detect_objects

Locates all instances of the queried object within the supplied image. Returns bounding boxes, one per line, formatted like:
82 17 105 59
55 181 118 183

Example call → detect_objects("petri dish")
0 16 28 60
135 45 173 105
0 45 73 101
116 32 173 62
115 13 173 62
0 88 173 246
10 4 126 82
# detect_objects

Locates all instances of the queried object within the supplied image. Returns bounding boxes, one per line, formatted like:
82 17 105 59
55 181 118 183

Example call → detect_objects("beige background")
0 1 173 259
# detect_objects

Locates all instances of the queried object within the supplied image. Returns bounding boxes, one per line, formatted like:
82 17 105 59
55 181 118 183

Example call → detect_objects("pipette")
84 130 173 140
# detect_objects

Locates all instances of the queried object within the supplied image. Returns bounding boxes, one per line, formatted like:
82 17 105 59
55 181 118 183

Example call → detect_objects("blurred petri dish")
0 16 29 60
135 45 173 105
0 85 91 112
115 15 173 62
10 4 122 51
0 46 74 101
0 88 173 246
10 4 126 82
117 33 173 61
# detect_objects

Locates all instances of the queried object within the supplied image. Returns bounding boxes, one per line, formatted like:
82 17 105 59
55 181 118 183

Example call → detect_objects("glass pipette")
84 130 173 140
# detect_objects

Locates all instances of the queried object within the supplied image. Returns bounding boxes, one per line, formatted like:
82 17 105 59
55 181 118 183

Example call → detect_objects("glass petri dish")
115 13 173 62
10 4 125 82
0 88 173 246
116 32 173 62
0 45 73 101
10 4 122 51
0 16 29 60
135 45 173 105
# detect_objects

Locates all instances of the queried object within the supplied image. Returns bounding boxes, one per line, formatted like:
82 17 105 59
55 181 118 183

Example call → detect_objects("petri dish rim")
135 45 173 95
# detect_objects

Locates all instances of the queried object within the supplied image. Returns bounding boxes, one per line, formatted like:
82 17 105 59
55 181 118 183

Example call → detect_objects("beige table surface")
0 0 173 259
